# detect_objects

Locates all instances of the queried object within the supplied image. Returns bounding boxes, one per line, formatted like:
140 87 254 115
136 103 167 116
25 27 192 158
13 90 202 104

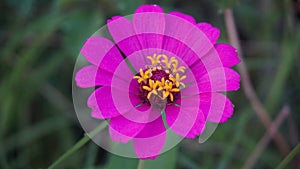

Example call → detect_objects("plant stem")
137 159 145 169
275 142 300 169
47 122 108 169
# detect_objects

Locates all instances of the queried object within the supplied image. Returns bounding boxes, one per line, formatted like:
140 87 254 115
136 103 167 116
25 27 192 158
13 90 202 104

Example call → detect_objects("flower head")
75 4 240 160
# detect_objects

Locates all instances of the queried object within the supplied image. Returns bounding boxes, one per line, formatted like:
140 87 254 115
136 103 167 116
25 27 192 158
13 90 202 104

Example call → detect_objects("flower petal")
133 117 166 159
163 15 196 64
107 16 142 56
88 86 142 119
200 93 234 123
163 13 214 66
135 4 164 13
165 96 204 138
197 67 240 93
109 115 146 143
133 133 166 160
135 116 166 138
215 44 240 67
111 79 161 123
88 87 119 119
197 22 220 44
133 5 165 55
80 36 123 70
166 105 205 138
187 46 230 88
162 36 199 66
75 65 113 88
120 105 161 124
169 11 196 24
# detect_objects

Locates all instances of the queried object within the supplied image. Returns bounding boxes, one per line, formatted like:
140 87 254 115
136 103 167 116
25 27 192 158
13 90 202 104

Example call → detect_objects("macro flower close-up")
2 0 300 168
75 4 240 159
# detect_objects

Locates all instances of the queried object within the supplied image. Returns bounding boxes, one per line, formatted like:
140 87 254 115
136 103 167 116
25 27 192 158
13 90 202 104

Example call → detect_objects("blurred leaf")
111 0 145 15
5 0 34 17
103 154 138 169
0 10 65 136
84 142 100 168
0 117 69 153
217 108 251 169
216 0 239 11
143 147 178 169
178 154 201 169
103 147 177 169
62 8 103 58
265 32 300 114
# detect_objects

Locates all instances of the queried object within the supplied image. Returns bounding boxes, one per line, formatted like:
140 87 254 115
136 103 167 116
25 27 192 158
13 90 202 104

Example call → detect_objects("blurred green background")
0 0 299 169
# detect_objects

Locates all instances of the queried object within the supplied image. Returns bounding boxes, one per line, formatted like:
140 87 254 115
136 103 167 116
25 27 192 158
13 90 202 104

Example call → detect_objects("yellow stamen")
133 53 188 103
134 68 152 84
145 79 160 99
170 73 186 88
142 86 152 91
147 92 152 99
177 66 186 73
169 93 174 101
171 88 180 92
163 91 170 99
162 56 177 69
147 54 162 65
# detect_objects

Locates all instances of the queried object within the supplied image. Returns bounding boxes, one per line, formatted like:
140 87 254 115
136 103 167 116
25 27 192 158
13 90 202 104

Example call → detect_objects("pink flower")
75 4 240 159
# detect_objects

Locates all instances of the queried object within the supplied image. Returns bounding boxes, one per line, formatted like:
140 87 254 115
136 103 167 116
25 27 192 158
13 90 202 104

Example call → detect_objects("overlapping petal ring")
73 4 240 159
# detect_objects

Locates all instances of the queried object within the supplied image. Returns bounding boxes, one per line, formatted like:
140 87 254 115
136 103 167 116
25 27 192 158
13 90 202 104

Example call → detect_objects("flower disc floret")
133 54 186 106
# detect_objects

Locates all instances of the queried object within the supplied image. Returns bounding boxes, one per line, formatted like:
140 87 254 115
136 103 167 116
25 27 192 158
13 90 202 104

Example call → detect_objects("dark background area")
0 0 299 169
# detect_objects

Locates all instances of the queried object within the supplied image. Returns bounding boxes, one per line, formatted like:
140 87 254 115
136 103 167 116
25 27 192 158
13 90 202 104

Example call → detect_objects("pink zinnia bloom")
75 4 240 159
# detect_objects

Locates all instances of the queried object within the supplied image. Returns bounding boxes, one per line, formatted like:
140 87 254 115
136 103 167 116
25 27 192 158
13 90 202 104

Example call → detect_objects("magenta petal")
135 4 164 13
133 117 166 159
162 36 200 66
112 78 160 123
190 47 223 75
75 65 114 88
120 105 161 124
164 14 213 66
198 67 240 93
80 36 123 69
88 86 141 119
128 79 143 106
165 105 205 138
200 93 234 123
98 48 125 74
107 16 142 56
75 65 99 88
215 44 240 67
184 110 205 138
169 11 196 24
133 5 165 34
165 96 202 138
88 87 120 119
109 115 145 143
164 13 196 41
197 22 220 44
133 133 166 160
88 89 103 119
108 16 134 41
133 6 165 54
135 116 166 138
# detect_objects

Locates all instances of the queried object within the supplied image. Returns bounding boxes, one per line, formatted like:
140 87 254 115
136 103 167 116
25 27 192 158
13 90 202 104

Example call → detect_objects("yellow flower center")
133 54 186 106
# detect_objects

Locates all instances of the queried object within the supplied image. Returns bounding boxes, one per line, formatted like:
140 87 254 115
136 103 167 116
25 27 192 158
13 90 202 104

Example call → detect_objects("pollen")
133 53 187 104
